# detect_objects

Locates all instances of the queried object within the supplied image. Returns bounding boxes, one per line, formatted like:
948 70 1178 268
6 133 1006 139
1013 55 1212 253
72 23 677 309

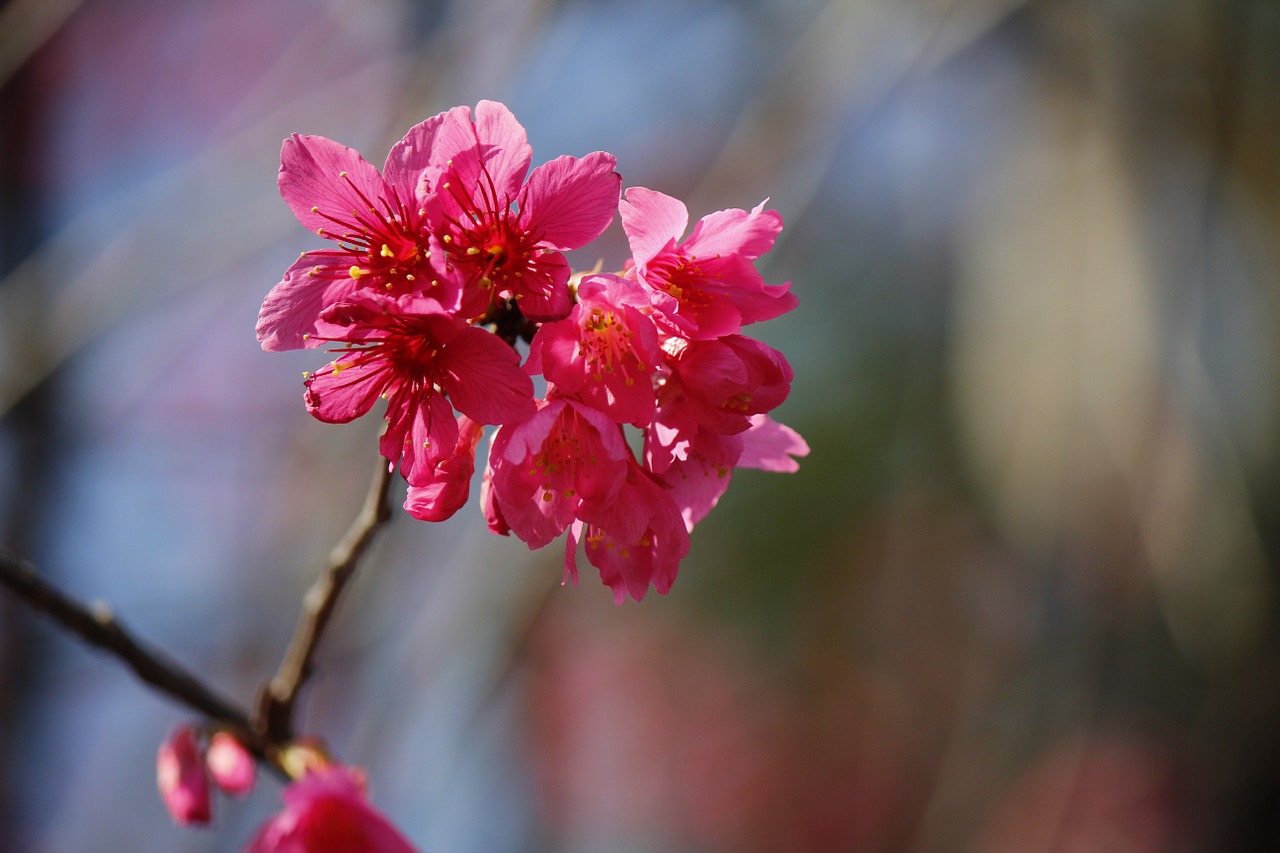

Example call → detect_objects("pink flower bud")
156 724 211 825
206 731 256 798
245 764 418 853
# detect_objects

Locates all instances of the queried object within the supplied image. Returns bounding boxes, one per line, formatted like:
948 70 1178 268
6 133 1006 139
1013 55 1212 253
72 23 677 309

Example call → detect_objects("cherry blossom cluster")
258 100 807 603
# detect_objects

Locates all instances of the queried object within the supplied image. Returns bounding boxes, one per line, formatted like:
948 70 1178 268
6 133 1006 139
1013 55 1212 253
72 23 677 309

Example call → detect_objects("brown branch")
0 550 262 744
253 455 395 742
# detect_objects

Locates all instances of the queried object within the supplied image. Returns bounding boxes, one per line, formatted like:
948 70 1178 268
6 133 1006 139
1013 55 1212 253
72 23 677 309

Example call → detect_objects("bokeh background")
3 0 1280 850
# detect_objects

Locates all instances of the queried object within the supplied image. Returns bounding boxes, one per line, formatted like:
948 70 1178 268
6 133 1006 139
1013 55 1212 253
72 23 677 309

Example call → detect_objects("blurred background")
2 0 1280 850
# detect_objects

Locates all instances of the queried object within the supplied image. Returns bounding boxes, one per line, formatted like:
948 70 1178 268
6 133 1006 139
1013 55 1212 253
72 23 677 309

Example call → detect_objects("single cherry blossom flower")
303 293 534 484
525 273 662 426
206 731 256 799
157 725 211 825
258 118 465 352
416 101 621 321
485 397 630 549
620 186 797 339
244 764 418 853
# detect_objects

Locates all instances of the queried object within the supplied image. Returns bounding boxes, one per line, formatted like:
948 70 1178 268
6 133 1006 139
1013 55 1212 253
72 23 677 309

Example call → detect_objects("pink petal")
736 414 809 473
473 100 533 201
437 326 535 425
518 152 621 251
620 187 688 266
279 134 388 236
682 202 783 261
395 390 458 483
382 108 465 198
257 254 358 352
305 356 388 423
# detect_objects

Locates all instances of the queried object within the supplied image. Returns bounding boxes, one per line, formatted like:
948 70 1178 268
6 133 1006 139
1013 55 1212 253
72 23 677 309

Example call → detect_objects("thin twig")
0 550 261 744
253 456 396 742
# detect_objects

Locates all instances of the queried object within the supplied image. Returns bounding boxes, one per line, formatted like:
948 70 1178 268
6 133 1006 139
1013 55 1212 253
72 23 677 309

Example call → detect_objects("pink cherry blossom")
525 273 662 426
206 731 256 799
244 765 418 853
417 101 621 321
564 461 690 603
157 725 211 825
257 118 464 352
486 398 630 549
620 187 797 339
303 293 534 484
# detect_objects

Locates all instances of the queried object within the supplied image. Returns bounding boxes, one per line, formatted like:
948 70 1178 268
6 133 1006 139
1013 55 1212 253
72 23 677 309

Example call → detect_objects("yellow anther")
443 234 452 243
349 266 370 280
310 206 318 213
332 363 348 376
339 170 348 177
405 274 415 281
478 276 492 289
466 246 481 255
380 244 394 257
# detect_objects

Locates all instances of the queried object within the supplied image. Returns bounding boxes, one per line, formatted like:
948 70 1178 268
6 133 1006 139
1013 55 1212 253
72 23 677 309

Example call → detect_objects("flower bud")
156 724 211 825
206 731 256 798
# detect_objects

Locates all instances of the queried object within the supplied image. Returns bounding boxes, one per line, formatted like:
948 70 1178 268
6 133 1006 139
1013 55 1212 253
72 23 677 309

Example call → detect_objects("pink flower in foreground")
157 725 211 825
207 732 256 798
417 101 621 321
525 273 662 426
245 765 418 853
620 186 798 339
257 122 461 352
304 293 534 484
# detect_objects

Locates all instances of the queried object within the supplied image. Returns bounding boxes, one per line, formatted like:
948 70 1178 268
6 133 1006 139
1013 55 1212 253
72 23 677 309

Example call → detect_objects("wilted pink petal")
206 731 256 799
157 724 211 826
244 764 418 853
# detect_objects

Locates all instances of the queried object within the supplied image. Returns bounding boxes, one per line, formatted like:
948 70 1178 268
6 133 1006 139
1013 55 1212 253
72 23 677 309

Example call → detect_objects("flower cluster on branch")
259 100 808 603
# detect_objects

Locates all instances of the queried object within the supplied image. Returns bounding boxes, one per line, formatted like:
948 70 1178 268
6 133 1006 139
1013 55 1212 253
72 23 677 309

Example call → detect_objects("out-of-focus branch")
0 451 398 773
0 549 260 741
253 455 395 742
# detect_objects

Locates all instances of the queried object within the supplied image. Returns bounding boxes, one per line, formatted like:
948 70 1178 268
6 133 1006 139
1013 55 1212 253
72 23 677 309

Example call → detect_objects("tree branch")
0 549 261 745
253 455 395 742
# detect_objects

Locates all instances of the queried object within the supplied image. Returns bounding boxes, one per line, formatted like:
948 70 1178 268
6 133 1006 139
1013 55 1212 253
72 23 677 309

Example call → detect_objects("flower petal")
305 356 387 423
257 254 358 352
620 186 688 266
279 134 388 236
438 326 536 425
518 152 621 251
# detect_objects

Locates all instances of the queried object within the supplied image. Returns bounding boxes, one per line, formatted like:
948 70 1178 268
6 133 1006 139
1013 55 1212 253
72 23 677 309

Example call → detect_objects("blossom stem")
253 455 395 743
